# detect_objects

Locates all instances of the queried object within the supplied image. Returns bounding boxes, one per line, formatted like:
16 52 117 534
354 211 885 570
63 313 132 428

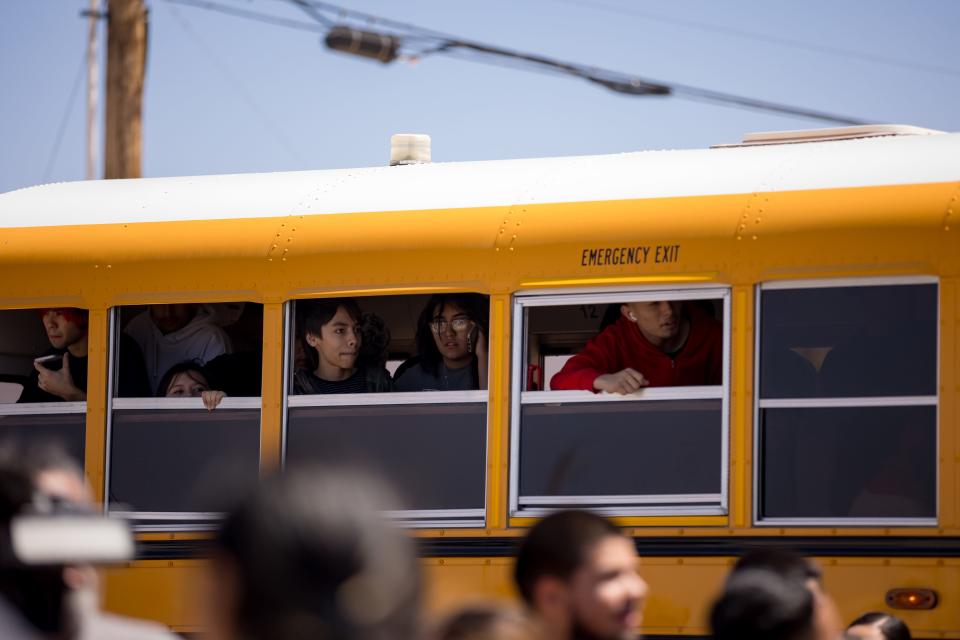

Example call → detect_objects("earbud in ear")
629 313 637 321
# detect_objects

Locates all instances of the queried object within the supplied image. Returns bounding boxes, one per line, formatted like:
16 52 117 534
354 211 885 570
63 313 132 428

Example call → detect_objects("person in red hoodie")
550 300 722 394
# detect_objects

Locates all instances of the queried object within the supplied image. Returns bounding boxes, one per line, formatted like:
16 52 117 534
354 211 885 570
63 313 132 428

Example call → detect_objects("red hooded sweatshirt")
550 304 723 391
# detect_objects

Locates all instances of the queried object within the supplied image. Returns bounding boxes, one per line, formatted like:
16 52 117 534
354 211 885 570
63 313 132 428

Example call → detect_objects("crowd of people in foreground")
0 444 915 640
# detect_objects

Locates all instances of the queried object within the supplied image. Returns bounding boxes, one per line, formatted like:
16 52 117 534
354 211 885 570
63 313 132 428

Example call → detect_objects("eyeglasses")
429 317 473 333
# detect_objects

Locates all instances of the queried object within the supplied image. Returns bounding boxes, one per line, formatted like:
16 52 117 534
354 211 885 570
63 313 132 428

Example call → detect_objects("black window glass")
760 406 936 519
760 284 936 398
0 413 85 470
286 403 486 511
519 399 722 498
109 408 260 512
0 308 90 404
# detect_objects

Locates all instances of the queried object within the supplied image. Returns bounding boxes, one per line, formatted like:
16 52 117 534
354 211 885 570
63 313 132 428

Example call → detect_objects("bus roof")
0 131 958 230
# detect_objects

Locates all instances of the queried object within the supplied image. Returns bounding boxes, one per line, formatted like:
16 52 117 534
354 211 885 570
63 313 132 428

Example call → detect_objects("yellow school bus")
0 124 958 637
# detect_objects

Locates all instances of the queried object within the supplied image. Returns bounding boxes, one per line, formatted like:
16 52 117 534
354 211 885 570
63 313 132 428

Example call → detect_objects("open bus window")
756 280 937 524
512 289 730 517
114 302 263 399
290 294 489 394
0 308 89 404
285 294 489 527
0 308 87 469
527 299 724 392
107 302 263 528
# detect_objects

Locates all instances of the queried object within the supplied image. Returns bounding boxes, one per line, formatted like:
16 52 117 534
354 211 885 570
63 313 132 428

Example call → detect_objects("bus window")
756 280 937 523
511 290 729 517
107 303 263 528
0 308 87 467
285 294 489 527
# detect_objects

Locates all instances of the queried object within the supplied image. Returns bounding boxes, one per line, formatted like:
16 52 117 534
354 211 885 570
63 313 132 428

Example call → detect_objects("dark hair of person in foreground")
432 603 542 640
211 464 421 640
513 509 623 604
710 569 816 640
846 612 912 640
730 548 821 585
0 466 71 638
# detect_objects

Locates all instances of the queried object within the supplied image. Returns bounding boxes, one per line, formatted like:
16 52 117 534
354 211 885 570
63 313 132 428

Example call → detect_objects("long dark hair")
415 294 489 377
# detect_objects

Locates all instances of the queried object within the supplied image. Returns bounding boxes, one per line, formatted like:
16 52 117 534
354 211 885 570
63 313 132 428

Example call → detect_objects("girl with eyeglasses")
394 294 489 392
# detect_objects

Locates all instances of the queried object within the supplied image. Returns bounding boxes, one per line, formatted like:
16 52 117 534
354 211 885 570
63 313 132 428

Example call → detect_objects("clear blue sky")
2 0 958 195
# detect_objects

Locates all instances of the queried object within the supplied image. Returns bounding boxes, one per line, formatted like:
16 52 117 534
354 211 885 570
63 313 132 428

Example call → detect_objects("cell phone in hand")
34 354 62 370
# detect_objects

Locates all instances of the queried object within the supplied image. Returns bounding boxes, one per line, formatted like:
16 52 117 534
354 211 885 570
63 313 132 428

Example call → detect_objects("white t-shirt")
124 307 232 395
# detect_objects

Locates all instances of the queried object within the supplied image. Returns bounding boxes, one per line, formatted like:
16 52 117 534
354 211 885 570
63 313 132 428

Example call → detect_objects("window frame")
104 307 264 531
281 299 490 529
752 276 940 527
0 305 89 478
510 285 732 518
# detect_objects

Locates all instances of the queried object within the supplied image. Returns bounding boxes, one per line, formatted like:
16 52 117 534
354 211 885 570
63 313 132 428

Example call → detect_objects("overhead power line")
163 1 309 165
290 0 869 125
166 0 324 33
167 0 870 125
555 0 960 79
43 55 87 183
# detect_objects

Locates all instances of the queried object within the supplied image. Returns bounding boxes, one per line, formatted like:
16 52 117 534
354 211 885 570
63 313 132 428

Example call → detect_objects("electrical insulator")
324 26 399 64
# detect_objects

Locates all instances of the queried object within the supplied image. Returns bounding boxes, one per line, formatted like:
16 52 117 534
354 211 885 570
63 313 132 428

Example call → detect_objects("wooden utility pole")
85 0 100 180
104 0 147 179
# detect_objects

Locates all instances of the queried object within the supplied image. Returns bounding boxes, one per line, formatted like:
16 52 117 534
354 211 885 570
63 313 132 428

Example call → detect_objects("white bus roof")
0 130 958 229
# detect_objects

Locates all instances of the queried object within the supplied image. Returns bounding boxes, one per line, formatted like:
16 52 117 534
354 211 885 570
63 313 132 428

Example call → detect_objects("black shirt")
22 349 87 403
293 368 370 394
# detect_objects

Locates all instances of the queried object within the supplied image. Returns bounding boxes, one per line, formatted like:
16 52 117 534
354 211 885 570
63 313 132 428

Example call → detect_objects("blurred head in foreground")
514 510 648 640
431 603 542 640
710 569 816 640
730 550 842 640
846 613 911 640
208 465 421 640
